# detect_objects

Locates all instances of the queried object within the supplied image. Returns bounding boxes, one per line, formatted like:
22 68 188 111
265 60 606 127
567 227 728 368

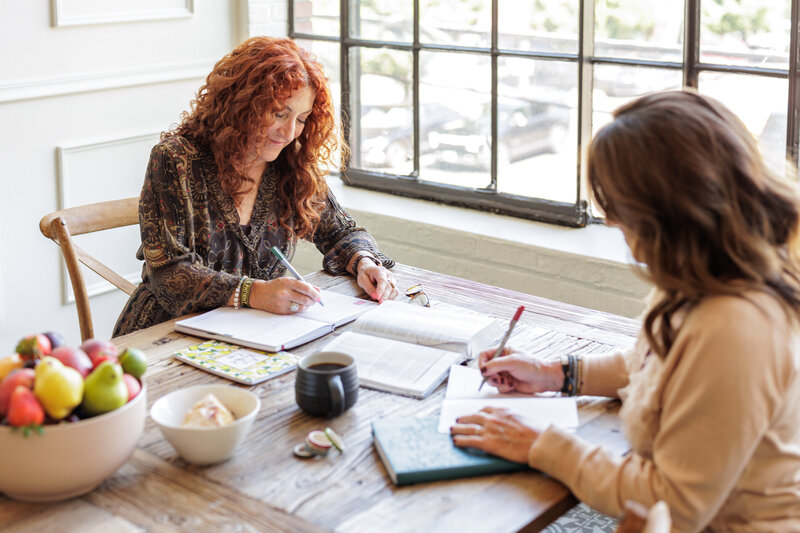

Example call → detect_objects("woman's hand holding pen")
356 260 398 303
246 278 321 314
479 348 564 394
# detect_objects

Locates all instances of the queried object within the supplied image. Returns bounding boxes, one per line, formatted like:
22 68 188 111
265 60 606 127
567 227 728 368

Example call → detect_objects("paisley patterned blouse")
113 136 393 336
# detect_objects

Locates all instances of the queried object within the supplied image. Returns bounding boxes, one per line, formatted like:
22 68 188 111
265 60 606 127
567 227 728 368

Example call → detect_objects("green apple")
118 347 147 380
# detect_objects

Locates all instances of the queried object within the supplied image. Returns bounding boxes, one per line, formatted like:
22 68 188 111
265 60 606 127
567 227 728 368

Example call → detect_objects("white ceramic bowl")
150 384 260 465
0 386 147 502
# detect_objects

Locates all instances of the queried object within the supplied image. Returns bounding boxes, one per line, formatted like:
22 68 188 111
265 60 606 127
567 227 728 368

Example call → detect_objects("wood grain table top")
0 264 639 532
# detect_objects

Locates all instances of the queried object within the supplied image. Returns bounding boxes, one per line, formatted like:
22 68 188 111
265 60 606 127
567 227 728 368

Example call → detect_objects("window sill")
329 177 635 267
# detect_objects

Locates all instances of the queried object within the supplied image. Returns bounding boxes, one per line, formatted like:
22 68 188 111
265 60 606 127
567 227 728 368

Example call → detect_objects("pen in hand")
478 305 525 391
269 245 325 307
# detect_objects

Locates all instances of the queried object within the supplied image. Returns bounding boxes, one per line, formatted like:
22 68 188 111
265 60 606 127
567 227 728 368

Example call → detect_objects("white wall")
0 1 243 349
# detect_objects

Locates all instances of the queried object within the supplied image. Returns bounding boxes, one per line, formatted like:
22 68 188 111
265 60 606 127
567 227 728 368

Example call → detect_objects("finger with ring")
290 302 299 312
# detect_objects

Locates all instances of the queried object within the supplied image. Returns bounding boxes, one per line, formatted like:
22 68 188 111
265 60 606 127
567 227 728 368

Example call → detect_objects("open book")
437 364 579 433
174 290 377 351
319 301 504 398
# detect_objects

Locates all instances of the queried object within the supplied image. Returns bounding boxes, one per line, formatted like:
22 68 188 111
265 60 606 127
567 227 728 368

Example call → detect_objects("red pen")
478 305 525 391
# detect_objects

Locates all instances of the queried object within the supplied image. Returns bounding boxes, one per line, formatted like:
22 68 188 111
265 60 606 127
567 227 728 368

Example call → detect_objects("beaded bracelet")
240 277 254 308
232 278 245 309
560 354 581 396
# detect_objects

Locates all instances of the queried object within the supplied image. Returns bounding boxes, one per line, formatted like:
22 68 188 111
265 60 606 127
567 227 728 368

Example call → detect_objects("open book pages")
437 365 579 433
173 290 377 352
349 300 504 358
321 331 465 398
317 301 503 398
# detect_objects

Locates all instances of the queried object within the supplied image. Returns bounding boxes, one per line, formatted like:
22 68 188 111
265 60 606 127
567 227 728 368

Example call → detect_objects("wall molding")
55 132 157 305
51 0 194 28
0 60 213 104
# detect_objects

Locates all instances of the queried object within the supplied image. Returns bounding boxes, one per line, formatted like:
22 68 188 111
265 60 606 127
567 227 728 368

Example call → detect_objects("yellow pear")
34 356 84 420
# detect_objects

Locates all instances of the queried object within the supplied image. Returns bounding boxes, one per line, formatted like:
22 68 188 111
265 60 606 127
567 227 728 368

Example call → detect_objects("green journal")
372 416 525 486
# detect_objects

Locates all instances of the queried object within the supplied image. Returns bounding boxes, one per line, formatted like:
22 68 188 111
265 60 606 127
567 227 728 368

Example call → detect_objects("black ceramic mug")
295 352 358 417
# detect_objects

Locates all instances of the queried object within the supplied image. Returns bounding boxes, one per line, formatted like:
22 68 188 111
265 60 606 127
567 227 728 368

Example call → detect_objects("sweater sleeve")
311 190 394 275
528 297 790 532
139 143 240 316
580 350 629 398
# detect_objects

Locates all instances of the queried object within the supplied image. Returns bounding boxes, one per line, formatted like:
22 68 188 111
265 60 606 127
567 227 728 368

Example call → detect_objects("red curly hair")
168 37 344 239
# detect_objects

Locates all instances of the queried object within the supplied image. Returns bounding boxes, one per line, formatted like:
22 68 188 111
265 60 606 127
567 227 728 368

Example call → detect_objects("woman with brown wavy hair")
114 37 397 335
451 91 800 531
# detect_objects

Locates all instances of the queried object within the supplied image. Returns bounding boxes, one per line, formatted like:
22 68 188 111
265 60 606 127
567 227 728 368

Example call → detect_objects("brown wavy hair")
588 90 800 358
167 37 345 239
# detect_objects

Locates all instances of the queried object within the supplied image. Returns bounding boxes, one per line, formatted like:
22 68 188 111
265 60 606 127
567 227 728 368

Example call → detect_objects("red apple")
50 346 93 378
122 373 141 401
15 334 51 360
91 355 117 370
0 368 35 415
80 338 119 366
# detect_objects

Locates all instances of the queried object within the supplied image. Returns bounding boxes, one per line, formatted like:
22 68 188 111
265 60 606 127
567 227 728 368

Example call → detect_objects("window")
290 0 799 227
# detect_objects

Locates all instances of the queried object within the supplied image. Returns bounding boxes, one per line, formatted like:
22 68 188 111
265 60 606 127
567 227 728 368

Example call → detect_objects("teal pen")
269 245 325 307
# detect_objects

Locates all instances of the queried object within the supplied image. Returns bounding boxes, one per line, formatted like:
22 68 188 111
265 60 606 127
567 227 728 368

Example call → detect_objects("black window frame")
289 0 800 228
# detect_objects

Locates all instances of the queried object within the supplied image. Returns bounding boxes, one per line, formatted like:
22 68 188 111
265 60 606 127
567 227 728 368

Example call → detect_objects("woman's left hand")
450 406 541 464
357 262 398 303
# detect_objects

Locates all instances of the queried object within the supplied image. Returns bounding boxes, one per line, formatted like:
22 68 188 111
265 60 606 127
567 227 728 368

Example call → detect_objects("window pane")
294 0 339 36
699 72 788 173
420 0 491 47
497 58 578 203
351 1 412 42
593 65 682 134
500 0 577 53
700 0 790 69
297 39 342 171
350 47 414 175
421 51 491 189
594 0 683 61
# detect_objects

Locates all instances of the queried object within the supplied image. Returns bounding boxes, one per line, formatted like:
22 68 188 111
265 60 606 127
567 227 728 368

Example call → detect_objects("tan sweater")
528 292 800 532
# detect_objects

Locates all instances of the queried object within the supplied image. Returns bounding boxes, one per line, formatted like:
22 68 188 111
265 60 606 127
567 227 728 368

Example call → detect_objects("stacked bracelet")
233 278 245 309
560 355 582 396
240 277 254 308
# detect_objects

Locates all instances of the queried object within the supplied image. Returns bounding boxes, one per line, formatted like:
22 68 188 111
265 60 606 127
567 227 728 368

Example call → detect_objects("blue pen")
269 246 325 307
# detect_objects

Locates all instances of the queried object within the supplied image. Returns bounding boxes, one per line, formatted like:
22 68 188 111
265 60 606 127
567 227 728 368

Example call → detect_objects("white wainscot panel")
52 0 194 27
56 132 159 304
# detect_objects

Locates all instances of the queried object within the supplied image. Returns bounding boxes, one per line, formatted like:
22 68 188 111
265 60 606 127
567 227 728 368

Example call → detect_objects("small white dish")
150 384 260 465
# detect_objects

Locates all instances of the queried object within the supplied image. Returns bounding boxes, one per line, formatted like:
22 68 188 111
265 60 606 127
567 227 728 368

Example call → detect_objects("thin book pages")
172 340 299 385
319 300 504 399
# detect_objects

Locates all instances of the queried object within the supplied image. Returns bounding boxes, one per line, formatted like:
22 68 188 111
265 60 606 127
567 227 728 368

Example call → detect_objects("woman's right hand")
479 347 564 394
246 278 322 314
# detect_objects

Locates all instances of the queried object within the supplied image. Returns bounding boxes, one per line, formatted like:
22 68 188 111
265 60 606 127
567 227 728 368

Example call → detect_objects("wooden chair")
615 500 671 533
39 197 140 341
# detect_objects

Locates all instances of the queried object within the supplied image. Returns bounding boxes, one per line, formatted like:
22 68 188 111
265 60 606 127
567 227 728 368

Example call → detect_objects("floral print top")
113 136 392 336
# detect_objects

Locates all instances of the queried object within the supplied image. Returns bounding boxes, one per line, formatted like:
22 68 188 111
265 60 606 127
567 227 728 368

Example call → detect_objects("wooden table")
0 264 639 532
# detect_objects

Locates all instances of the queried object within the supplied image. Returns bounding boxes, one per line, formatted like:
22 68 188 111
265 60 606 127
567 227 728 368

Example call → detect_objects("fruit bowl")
0 385 146 502
150 384 260 465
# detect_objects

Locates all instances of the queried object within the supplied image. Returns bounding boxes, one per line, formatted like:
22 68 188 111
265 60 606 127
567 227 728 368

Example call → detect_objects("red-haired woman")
114 37 397 335
451 91 800 531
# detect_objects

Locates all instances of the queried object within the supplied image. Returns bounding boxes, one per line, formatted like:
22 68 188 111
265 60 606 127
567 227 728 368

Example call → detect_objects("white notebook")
437 365 579 433
174 290 377 351
319 301 504 398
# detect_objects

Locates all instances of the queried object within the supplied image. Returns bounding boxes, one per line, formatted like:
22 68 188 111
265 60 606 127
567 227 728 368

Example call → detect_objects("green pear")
83 361 128 416
33 356 83 420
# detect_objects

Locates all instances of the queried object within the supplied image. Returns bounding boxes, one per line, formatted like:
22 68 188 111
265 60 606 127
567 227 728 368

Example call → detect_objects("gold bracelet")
240 277 254 308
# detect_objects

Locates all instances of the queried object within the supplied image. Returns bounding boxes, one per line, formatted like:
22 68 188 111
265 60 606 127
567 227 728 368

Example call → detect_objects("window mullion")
788 0 800 166
683 0 700 88
577 0 594 208
413 0 420 177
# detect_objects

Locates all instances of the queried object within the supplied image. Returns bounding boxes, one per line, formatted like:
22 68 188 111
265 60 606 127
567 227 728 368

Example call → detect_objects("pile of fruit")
0 332 147 435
